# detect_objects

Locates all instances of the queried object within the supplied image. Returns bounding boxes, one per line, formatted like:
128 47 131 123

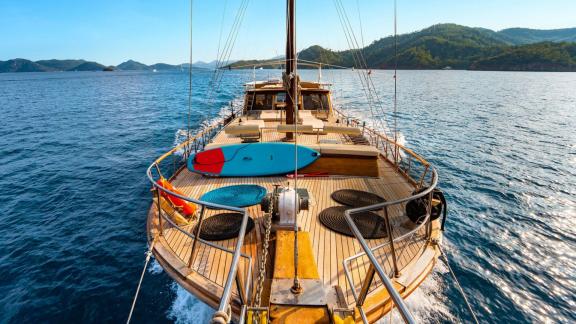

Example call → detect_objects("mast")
284 0 297 139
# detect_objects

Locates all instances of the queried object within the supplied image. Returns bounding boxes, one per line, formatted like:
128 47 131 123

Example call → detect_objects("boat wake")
172 97 244 155
167 283 214 324
376 262 454 324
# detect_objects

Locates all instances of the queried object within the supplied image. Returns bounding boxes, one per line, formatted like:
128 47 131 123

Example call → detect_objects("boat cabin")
243 81 332 121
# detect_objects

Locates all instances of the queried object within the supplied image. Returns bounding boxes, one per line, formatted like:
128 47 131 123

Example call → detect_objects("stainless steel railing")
146 114 253 324
147 163 253 324
342 169 438 324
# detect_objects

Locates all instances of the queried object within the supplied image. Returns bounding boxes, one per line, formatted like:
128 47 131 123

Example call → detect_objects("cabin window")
276 92 286 103
252 93 274 110
302 93 329 111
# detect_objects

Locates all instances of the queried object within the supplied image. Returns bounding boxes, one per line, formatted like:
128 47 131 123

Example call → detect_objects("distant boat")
259 67 264 70
442 66 452 70
152 69 158 73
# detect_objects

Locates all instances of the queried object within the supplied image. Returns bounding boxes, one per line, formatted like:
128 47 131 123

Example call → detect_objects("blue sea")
0 69 574 323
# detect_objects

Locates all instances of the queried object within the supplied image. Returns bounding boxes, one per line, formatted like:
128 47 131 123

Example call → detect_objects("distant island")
1 24 575 73
0 59 192 73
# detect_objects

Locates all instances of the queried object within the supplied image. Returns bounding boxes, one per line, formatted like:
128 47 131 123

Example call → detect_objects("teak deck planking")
150 154 428 308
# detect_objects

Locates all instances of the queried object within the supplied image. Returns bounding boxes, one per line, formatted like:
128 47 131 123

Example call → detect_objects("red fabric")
193 148 225 175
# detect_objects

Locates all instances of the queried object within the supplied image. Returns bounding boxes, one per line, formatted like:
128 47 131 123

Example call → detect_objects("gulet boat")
145 1 447 323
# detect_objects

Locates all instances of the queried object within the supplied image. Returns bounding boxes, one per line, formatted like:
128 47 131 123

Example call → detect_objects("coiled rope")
438 245 480 324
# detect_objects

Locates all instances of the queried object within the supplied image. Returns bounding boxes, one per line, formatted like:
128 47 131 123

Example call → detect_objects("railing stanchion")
214 210 250 323
427 190 434 239
189 205 206 267
383 207 400 277
418 165 429 189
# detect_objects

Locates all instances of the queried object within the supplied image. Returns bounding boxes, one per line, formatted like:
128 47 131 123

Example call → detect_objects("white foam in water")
172 129 189 156
375 263 455 324
148 258 164 275
172 97 244 155
167 283 214 324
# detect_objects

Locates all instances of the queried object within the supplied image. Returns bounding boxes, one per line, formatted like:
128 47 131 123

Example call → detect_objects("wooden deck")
148 155 430 309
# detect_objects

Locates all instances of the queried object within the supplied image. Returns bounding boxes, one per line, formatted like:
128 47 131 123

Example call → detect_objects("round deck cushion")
200 184 267 208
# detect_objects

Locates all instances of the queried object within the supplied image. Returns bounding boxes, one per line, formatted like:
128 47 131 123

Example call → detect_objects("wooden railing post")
357 265 376 306
155 188 163 236
235 266 247 305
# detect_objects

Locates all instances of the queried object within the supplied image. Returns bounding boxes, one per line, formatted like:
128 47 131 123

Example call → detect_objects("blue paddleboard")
187 143 320 177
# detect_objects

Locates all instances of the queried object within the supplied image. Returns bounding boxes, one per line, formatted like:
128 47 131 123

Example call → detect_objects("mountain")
0 59 54 72
0 59 109 72
150 63 180 71
116 60 150 71
2 24 575 73
470 42 576 71
36 59 87 71
498 27 576 44
191 60 218 69
191 60 239 69
68 61 106 71
229 24 576 71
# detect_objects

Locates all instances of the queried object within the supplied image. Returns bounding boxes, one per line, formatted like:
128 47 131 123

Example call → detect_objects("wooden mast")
284 0 296 139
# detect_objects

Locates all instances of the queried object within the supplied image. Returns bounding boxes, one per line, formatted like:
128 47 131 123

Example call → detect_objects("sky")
1 0 575 66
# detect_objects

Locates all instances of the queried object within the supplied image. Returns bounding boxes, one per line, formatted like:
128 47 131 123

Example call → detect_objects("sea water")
0 69 574 323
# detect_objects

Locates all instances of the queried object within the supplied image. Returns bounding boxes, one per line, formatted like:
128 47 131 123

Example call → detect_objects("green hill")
36 59 87 71
2 24 575 73
68 61 106 71
0 59 54 72
116 60 150 71
499 27 576 44
470 42 576 71
150 63 180 71
230 24 576 71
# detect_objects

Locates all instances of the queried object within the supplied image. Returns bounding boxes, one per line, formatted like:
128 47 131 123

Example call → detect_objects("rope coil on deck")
193 212 255 241
319 206 388 239
331 189 386 208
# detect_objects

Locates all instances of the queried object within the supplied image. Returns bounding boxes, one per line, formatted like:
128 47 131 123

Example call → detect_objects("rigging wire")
332 0 392 137
393 0 398 149
126 243 155 324
332 1 380 129
202 0 250 129
186 0 194 154
356 0 366 49
438 246 480 324
215 0 229 67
